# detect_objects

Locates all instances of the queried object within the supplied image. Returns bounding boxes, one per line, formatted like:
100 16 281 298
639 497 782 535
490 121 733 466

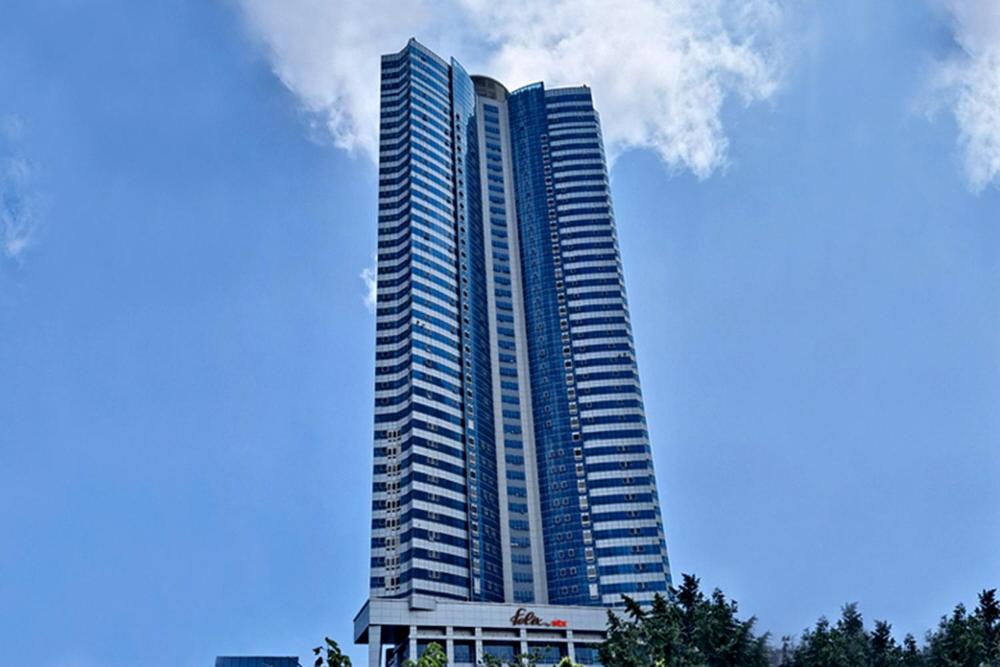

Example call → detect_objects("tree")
790 604 873 667
901 634 924 667
871 620 903 667
312 638 352 667
600 589 678 667
792 616 837 667
405 642 447 667
926 604 981 666
837 604 871 666
975 589 1000 665
599 573 770 667
772 635 795 666
923 590 1000 667
787 592 999 667
595 577 999 667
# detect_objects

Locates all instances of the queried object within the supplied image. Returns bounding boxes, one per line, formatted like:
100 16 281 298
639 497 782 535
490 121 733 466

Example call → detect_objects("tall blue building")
357 39 671 667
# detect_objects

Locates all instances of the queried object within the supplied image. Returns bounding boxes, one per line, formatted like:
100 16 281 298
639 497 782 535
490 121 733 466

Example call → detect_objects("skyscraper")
355 39 671 667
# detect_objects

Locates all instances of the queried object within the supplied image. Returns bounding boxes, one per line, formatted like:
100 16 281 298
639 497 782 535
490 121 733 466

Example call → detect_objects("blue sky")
1 2 998 666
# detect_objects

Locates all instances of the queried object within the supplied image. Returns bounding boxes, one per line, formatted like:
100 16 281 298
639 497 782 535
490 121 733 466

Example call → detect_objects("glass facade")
215 658 299 667
369 39 671 609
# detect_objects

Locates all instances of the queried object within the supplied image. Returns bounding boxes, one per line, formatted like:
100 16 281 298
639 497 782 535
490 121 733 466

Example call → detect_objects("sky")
0 1 998 666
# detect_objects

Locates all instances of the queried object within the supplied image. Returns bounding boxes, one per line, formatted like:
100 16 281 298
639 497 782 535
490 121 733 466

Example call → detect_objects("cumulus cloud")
235 0 438 158
930 0 1000 191
1 115 41 262
235 0 786 177
465 0 785 175
361 259 377 313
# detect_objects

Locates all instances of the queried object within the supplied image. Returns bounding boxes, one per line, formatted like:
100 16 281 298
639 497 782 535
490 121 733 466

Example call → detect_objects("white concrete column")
446 626 455 665
368 625 382 667
408 625 418 664
474 627 483 665
566 630 575 663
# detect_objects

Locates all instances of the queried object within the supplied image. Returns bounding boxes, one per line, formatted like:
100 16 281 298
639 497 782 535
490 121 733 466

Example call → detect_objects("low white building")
355 597 610 667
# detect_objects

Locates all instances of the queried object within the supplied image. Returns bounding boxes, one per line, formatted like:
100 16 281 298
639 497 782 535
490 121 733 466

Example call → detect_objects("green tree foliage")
599 573 770 667
923 589 1000 667
312 638 352 667
790 603 874 667
901 634 924 667
870 620 903 667
783 588 1000 667
595 578 996 667
405 642 448 667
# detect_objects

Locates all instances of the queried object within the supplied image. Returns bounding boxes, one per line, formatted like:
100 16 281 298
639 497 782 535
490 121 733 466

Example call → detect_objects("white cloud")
930 0 1000 191
235 0 443 158
1 115 41 261
234 0 787 177
462 0 785 176
360 259 377 313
